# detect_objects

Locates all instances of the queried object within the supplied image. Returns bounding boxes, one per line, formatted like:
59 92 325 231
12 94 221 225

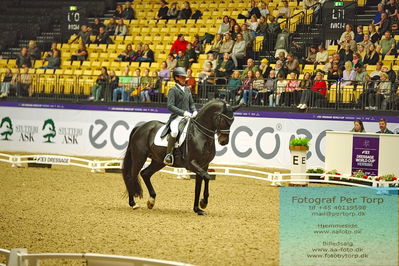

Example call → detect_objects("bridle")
191 112 234 139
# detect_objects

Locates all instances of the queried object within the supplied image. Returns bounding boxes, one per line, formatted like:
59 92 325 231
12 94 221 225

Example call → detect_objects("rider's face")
175 75 186 85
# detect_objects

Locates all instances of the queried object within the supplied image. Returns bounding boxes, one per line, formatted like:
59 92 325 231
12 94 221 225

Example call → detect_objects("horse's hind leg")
128 153 148 209
141 160 165 209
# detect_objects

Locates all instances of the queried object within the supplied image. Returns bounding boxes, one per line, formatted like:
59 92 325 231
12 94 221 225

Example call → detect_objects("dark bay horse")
122 100 240 215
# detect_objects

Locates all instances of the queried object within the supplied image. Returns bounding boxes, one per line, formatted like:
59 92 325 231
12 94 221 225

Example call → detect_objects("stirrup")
163 153 174 166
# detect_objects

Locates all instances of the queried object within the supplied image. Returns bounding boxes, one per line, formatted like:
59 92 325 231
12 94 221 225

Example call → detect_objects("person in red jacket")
170 34 188 55
297 71 327 109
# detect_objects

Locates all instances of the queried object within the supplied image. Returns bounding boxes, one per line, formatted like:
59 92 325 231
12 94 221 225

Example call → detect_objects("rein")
191 112 234 139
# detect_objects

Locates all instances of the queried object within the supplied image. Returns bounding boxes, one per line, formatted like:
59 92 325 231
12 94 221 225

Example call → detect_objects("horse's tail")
122 126 143 198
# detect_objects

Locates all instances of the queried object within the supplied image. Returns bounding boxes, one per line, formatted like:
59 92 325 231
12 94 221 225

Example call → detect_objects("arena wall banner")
1 102 399 169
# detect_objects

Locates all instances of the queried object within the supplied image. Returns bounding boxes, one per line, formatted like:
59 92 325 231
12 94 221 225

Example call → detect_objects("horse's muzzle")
218 134 229 146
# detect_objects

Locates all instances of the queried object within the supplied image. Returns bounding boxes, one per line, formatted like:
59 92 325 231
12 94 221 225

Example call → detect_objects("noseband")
191 112 234 139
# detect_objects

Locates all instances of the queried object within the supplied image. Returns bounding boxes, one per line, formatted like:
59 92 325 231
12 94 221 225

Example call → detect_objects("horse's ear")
231 104 241 112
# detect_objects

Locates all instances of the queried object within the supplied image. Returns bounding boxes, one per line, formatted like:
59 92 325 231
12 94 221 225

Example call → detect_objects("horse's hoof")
131 203 140 210
147 197 155 209
196 210 207 216
200 199 207 209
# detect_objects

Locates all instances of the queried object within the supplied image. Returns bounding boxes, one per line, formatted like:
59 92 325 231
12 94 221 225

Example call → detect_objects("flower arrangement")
352 170 370 179
306 167 324 179
289 137 310 147
326 169 342 180
377 174 398 182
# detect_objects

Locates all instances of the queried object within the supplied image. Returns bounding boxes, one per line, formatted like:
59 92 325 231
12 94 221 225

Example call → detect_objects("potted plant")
306 167 324 180
351 170 372 186
289 137 310 186
289 137 310 151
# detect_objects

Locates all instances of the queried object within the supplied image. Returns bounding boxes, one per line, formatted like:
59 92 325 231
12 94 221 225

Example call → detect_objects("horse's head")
213 101 240 146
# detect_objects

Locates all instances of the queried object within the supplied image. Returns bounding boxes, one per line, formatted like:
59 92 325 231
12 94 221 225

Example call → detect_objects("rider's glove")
192 111 198 118
183 111 193 118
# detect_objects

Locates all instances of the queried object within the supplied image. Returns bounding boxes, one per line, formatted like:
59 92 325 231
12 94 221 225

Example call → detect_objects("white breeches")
170 116 183 138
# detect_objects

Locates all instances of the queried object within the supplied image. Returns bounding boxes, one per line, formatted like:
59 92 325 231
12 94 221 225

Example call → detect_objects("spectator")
150 71 162 102
241 58 260 79
69 25 91 45
207 33 223 58
159 61 171 83
192 35 203 55
204 53 217 71
385 0 398 17
94 27 113 44
115 19 128 36
363 44 380 65
16 48 32 68
251 70 264 101
231 33 246 68
357 44 366 60
352 63 369 87
378 13 391 35
166 54 177 70
40 50 60 69
0 68 12 98
285 53 300 75
381 65 396 83
114 5 123 18
239 0 261 19
117 44 134 62
184 43 197 65
355 26 364 43
106 70 119 101
176 50 189 69
185 69 196 94
277 0 290 19
369 73 392 110
368 24 380 43
360 34 373 51
170 34 188 55
298 71 327 109
376 118 395 133
340 33 357 52
27 41 41 60
122 1 135 20
218 16 230 35
352 52 363 66
247 15 259 36
219 33 235 57
259 1 270 19
10 69 21 96
258 69 276 106
339 44 354 66
156 0 169 20
167 2 179 19
224 71 242 103
273 60 286 78
178 1 192 20
256 16 269 37
269 73 287 107
89 67 109 101
350 119 365 132
126 68 141 102
297 72 312 106
137 44 154 62
71 44 88 61
380 31 396 55
342 61 356 86
327 63 343 88
198 61 215 100
106 18 117 35
228 18 237 33
44 42 60 58
139 68 152 102
284 72 299 107
239 70 255 105
215 53 234 84
373 4 385 25
241 24 254 50
259 58 271 78
91 18 105 35
276 51 287 64
131 43 143 61
20 67 33 96
112 67 130 102
305 46 318 64
370 61 384 79
339 24 355 44
231 24 242 41
315 45 328 64
274 29 290 57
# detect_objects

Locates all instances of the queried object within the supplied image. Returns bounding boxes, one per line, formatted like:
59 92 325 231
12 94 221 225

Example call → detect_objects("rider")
162 67 197 165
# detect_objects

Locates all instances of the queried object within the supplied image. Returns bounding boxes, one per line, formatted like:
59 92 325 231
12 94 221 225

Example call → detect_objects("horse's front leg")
200 178 209 209
189 160 210 215
194 174 206 215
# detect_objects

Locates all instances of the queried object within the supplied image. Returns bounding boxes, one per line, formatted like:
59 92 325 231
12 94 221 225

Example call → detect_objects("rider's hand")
192 111 198 118
183 111 193 118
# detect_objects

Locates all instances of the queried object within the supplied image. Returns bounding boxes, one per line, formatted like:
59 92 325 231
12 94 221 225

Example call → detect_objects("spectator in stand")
350 119 365 132
327 63 342 88
257 69 276 106
297 72 312 105
204 53 217 71
357 44 367 60
251 70 264 102
198 61 215 100
159 61 171 84
285 53 300 75
381 65 396 83
71 44 88 61
218 16 230 35
239 70 255 106
363 44 380 65
352 63 369 87
27 41 41 60
239 0 261 19
241 24 254 50
273 60 286 78
355 26 364 43
170 34 188 55
94 27 113 44
117 44 134 62
106 70 119 101
342 61 356 86
369 72 392 110
126 68 141 102
91 18 105 35
315 45 328 64
89 67 109 101
241 58 259 79
259 1 270 19
231 33 246 68
114 5 123 18
20 66 33 97
176 50 189 69
178 1 192 20
106 18 117 35
322 55 334 72
269 73 287 107
215 53 234 83
156 0 169 20
378 13 391 35
166 54 177 70
373 4 385 24
370 61 383 79
137 44 154 62
185 69 196 94
131 43 143 61
385 0 398 17
247 15 259 37
219 33 235 58
259 58 271 78
368 24 380 43
277 0 291 19
167 2 179 19
352 52 363 66
16 48 32 68
339 24 355 44
304 46 318 64
284 72 299 107
44 42 60 58
339 44 354 66
122 1 135 20
340 33 357 52
380 31 396 55
184 43 197 65
225 71 242 103
0 68 12 98
69 25 91 45
276 51 287 63
207 33 223 58
115 19 128 36
376 118 395 133
139 68 152 102
192 35 203 55
40 50 60 69
228 18 237 33
360 34 373 51
256 16 268 37
297 71 327 109
112 67 130 102
231 24 242 41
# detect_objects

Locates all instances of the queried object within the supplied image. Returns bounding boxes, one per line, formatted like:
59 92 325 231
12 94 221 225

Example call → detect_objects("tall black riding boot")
163 136 177 166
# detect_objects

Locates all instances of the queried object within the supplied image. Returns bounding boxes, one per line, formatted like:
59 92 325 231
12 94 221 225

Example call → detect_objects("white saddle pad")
153 120 190 148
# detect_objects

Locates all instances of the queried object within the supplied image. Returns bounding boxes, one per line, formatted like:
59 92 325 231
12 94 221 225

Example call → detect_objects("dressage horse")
122 99 240 215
